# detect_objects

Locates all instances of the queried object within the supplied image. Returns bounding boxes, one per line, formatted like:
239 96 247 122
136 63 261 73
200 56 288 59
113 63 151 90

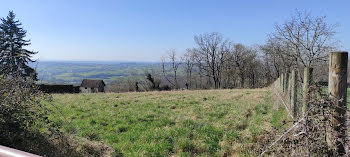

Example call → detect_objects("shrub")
0 75 115 156
0 75 63 153
0 76 52 141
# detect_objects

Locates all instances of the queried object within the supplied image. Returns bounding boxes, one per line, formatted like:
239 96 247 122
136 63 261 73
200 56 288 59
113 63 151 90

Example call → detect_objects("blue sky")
1 0 349 62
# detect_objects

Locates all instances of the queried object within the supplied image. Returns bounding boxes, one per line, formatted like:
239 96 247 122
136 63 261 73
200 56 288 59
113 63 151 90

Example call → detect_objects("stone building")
80 79 105 93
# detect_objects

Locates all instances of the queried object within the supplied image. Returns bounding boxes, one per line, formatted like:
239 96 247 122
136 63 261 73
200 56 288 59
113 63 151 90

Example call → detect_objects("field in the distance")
34 61 174 85
49 88 288 156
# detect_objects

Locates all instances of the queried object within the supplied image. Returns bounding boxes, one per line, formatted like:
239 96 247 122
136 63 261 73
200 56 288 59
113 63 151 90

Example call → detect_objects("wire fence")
260 52 349 156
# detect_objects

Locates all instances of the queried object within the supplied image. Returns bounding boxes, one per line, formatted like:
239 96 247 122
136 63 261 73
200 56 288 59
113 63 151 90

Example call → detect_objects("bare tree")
192 51 207 89
193 32 232 89
270 10 338 68
161 49 181 89
231 44 251 88
182 48 195 89
260 49 275 85
245 49 261 88
261 38 294 77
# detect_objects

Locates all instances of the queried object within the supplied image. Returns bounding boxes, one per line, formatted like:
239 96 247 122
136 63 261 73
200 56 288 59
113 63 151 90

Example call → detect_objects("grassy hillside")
49 88 288 156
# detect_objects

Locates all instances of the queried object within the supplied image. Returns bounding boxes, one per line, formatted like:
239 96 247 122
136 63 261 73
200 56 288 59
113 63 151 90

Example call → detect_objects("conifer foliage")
0 11 37 80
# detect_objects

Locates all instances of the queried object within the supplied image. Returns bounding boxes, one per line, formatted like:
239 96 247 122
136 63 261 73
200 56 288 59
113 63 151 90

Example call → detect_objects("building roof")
80 79 105 88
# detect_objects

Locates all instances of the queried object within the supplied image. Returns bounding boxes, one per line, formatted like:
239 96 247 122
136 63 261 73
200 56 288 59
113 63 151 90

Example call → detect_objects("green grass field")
48 88 288 156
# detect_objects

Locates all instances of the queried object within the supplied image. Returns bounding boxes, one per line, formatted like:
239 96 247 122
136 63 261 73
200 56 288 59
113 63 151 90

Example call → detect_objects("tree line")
111 10 336 92
160 36 265 89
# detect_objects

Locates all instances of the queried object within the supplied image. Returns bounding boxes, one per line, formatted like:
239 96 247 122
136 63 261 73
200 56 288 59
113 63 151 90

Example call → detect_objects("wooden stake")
281 73 284 92
328 51 348 155
290 69 297 117
284 73 289 95
302 67 313 115
287 73 291 99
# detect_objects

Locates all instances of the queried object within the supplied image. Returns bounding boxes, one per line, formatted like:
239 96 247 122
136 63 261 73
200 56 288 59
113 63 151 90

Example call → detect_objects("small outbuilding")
80 79 105 93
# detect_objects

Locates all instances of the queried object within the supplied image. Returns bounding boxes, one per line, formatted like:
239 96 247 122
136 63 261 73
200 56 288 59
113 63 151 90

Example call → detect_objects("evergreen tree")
0 11 37 80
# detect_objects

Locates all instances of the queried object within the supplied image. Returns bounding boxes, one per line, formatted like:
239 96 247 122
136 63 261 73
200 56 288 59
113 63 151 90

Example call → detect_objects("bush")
0 75 115 156
0 76 50 140
0 75 59 153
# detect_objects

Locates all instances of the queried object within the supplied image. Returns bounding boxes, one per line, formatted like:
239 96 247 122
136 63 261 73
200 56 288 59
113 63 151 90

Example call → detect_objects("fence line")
264 51 348 156
272 82 294 119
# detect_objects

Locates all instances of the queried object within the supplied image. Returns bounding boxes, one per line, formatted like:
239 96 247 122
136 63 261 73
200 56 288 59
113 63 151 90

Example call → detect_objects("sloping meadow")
48 89 289 156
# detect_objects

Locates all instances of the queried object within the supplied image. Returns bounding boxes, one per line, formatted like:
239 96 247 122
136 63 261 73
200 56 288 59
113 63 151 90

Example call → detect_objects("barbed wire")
260 76 348 156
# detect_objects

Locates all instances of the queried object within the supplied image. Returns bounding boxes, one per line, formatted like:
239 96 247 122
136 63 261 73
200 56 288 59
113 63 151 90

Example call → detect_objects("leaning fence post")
302 67 313 115
328 51 348 155
290 69 297 117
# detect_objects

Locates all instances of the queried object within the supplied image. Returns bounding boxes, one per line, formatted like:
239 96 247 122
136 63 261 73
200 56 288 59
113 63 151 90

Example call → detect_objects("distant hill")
32 61 162 85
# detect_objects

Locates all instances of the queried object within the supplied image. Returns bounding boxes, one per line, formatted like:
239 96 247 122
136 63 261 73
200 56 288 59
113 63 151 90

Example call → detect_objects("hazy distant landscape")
34 61 162 85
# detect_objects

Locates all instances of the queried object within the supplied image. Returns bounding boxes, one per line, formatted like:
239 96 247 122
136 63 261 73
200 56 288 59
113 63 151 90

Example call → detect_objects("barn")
80 79 105 93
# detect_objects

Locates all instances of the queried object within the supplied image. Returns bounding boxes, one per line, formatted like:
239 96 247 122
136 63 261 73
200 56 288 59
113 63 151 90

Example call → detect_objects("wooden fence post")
284 73 289 95
282 73 285 92
290 69 297 117
302 67 313 115
287 73 291 99
328 51 348 155
281 73 284 92
275 77 280 110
